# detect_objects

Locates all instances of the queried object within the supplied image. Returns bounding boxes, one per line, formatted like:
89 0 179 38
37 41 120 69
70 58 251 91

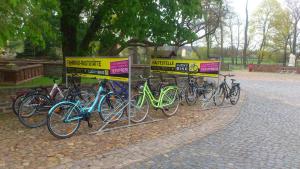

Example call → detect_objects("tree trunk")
220 21 224 63
206 35 210 58
236 19 240 65
229 24 234 64
79 1 113 54
60 1 79 81
242 0 249 67
283 38 289 66
292 20 298 54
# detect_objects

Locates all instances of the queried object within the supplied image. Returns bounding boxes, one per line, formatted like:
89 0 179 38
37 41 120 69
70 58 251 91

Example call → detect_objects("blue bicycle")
47 79 126 139
109 81 129 99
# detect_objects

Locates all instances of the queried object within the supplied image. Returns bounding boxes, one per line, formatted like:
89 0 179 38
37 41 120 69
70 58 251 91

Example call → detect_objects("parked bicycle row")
11 71 240 139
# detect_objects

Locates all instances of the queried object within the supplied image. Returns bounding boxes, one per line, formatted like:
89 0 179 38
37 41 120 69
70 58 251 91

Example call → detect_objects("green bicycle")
130 75 180 123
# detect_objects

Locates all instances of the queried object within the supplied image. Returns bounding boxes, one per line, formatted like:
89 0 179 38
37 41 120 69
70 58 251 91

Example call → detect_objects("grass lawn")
0 76 98 89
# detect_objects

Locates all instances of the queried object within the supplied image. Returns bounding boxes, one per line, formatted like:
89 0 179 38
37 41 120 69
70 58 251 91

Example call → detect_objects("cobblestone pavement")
55 89 244 168
127 72 300 169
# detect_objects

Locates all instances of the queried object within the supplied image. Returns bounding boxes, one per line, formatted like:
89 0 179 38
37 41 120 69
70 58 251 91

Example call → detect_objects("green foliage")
0 0 60 50
270 8 292 48
66 0 206 55
1 0 220 58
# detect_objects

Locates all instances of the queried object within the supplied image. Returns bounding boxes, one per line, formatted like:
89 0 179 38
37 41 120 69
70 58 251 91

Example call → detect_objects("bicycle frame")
49 83 64 99
220 77 237 98
109 81 128 99
138 80 178 109
49 82 113 123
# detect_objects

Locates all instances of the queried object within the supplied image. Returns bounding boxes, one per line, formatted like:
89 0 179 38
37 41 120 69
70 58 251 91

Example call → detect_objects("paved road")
128 75 300 168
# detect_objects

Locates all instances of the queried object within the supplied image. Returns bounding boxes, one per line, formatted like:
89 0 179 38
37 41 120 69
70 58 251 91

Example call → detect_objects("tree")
270 8 293 66
0 0 60 54
286 0 300 54
191 0 223 58
250 0 282 64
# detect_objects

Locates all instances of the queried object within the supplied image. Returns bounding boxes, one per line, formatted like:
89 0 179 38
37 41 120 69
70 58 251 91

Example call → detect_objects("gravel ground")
128 72 300 168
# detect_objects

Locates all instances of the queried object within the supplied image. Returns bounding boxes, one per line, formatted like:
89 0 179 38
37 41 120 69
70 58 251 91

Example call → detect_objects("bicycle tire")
130 93 150 123
202 83 215 101
12 94 25 116
213 86 225 106
47 102 81 139
13 88 48 116
18 93 52 128
229 85 240 105
185 85 198 106
162 87 180 117
99 93 125 123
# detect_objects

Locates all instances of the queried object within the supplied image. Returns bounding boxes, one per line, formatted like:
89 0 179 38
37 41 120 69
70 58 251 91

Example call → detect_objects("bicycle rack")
90 56 163 135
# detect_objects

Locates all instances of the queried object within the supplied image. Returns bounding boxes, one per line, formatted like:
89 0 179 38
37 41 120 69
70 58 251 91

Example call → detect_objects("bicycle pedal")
54 107 62 113
111 116 118 121
87 122 93 128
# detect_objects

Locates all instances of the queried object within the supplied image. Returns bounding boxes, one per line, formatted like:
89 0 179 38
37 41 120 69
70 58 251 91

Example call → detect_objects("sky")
231 0 263 19
231 0 285 20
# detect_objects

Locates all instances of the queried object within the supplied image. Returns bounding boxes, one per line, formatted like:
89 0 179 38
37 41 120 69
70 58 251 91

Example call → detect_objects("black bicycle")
184 65 214 106
213 74 240 106
17 75 95 128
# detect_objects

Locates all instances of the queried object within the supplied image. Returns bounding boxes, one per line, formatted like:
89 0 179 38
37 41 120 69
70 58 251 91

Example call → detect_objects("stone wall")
253 64 282 73
252 64 300 73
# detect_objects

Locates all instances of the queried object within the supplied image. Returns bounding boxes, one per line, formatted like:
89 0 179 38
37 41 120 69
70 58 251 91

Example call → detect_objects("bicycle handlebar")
219 74 235 77
139 75 159 80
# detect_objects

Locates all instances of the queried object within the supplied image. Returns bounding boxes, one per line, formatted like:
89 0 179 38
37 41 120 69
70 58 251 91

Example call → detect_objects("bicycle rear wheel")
202 83 215 101
99 93 125 123
18 94 52 128
162 87 180 117
213 86 225 106
229 85 240 105
47 102 81 139
12 94 25 116
185 85 197 105
130 93 150 123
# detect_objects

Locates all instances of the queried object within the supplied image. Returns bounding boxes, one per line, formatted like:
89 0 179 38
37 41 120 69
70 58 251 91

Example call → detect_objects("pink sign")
110 60 129 74
199 62 220 73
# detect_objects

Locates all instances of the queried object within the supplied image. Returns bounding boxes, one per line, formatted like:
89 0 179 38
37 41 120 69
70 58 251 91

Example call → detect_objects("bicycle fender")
48 101 78 115
232 83 240 87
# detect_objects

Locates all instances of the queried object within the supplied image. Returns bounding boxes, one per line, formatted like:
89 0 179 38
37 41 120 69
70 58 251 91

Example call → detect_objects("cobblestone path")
128 73 300 168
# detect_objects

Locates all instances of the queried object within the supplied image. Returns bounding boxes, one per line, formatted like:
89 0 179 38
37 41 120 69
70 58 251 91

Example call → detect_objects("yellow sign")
150 59 220 77
66 57 129 82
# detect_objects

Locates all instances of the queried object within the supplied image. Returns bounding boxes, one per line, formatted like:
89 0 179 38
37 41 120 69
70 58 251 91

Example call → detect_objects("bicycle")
213 74 240 106
11 87 48 116
183 65 215 106
109 81 129 99
130 75 180 123
47 79 125 139
17 75 95 128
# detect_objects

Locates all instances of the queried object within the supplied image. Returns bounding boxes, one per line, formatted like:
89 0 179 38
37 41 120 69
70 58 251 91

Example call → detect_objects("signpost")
66 57 129 82
150 58 220 77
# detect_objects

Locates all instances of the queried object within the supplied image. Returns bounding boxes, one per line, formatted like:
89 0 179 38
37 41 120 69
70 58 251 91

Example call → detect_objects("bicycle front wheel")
18 94 52 128
162 87 180 117
47 102 81 139
130 93 150 123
